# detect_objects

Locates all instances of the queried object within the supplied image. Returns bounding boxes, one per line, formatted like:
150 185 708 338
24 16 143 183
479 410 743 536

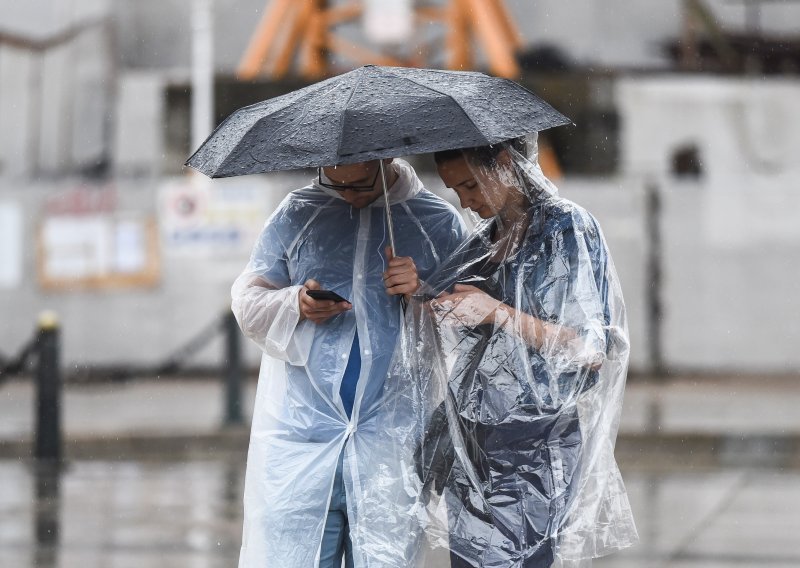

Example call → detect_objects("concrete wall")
559 178 649 372
0 46 36 178
0 0 110 42
4 2 800 375
661 181 800 372
0 173 644 372
0 174 293 370
2 167 798 373
113 72 166 177
112 0 265 73
616 77 800 372
0 1 113 178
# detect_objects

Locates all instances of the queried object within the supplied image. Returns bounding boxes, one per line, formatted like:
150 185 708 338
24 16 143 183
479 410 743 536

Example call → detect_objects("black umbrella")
185 65 570 177
185 65 570 252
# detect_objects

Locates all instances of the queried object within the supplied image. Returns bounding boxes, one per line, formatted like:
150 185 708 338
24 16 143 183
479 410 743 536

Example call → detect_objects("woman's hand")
431 284 508 328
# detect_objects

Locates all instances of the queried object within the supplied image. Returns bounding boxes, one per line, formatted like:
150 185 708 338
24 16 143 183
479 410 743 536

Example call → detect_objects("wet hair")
433 136 528 167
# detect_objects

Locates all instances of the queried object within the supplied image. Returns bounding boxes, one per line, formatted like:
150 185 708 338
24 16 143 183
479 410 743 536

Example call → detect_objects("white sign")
114 219 148 273
159 178 270 255
40 214 152 282
42 215 112 280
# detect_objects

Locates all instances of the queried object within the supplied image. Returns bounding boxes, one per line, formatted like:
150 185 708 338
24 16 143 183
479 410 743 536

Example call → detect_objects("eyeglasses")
317 167 381 193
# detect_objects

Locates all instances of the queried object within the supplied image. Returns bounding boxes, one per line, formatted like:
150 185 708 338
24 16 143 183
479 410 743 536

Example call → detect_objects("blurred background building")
3 0 800 376
2 2 800 568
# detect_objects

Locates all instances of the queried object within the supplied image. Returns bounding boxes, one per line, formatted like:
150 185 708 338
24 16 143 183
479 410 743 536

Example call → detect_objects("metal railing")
0 309 245 463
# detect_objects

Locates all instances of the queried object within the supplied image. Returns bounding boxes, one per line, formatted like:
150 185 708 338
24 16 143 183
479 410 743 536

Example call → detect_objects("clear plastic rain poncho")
355 136 637 567
232 159 466 567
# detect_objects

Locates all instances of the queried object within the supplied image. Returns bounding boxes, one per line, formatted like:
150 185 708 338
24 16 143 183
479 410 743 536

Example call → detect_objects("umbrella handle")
379 160 397 257
380 160 407 313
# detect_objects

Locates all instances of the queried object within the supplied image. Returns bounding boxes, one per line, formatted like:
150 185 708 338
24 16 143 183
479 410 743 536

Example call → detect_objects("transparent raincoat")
233 159 466 567
356 136 637 567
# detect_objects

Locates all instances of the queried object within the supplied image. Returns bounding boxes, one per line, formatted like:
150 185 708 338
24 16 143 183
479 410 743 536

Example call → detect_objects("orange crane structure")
236 0 524 80
235 0 563 179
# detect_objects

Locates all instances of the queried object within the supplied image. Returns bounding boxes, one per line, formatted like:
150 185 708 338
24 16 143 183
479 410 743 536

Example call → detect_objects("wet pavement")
1 458 798 568
0 459 244 568
596 468 800 567
3 374 800 446
1 374 799 566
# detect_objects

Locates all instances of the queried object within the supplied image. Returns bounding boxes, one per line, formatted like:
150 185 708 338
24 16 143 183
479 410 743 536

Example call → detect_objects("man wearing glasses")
232 157 465 568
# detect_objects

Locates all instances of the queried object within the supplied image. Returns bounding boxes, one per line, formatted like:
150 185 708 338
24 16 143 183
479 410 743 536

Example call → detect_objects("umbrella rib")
382 69 489 147
335 71 366 162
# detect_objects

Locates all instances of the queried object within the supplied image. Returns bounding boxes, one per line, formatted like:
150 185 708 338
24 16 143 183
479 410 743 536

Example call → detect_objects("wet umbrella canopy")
184 65 570 177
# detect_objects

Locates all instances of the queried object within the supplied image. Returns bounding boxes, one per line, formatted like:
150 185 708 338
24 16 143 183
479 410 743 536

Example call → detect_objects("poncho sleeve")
231 199 314 365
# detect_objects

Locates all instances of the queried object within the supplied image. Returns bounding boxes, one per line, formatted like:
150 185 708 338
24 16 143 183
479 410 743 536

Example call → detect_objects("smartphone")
306 289 349 303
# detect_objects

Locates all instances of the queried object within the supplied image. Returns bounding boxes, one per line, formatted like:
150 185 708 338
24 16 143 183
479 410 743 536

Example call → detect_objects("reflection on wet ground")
0 459 244 568
596 467 800 568
1 459 798 568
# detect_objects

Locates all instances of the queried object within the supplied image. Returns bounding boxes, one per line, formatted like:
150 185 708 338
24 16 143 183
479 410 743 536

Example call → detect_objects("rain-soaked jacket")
356 137 637 567
233 159 466 568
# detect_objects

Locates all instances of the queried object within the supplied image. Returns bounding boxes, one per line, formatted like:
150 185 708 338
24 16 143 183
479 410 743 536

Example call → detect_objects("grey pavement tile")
617 376 800 437
667 561 800 568
0 551 30 568
680 472 800 563
622 471 747 557
0 380 257 440
0 461 33 545
3 375 800 444
51 549 237 568
0 382 33 438
618 385 656 433
58 461 243 550
4 457 800 567
660 389 800 436
594 558 654 568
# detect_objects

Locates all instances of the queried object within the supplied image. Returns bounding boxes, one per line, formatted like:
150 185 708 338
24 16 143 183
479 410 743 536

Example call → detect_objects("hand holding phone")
300 279 351 324
306 289 349 303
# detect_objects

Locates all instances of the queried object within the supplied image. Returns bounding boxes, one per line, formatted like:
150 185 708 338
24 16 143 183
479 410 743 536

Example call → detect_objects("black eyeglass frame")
317 167 381 193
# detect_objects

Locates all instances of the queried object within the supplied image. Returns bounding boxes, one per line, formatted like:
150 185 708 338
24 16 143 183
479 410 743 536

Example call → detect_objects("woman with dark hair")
354 135 636 568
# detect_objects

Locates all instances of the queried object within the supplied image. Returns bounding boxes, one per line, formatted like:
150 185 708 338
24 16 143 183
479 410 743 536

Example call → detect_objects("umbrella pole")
379 160 408 314
379 160 397 256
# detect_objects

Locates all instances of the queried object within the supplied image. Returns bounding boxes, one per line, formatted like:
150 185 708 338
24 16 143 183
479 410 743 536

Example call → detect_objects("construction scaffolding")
236 0 524 80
